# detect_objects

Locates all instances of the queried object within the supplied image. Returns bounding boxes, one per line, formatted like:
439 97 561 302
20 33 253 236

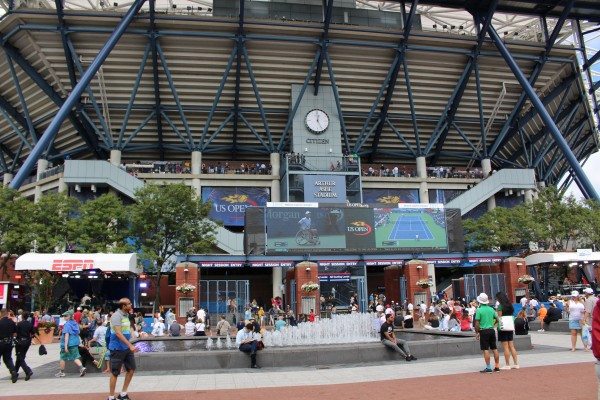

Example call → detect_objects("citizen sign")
52 259 95 271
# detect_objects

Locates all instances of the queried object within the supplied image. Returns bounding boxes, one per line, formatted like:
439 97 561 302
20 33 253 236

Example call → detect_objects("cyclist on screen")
298 211 319 244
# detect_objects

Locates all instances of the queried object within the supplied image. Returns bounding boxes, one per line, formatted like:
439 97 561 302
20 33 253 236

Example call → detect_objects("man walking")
0 308 18 383
108 298 138 400
380 313 417 361
475 293 500 373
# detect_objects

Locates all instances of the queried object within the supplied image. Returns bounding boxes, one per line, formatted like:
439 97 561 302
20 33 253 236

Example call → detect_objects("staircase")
446 169 536 215
63 160 144 199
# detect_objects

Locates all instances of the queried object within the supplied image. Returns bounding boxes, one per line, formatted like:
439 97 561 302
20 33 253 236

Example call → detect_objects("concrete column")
3 173 13 187
481 158 496 210
191 151 201 197
174 262 200 324
270 152 283 299
58 177 67 193
416 156 428 204
109 149 122 166
34 158 49 203
524 189 533 203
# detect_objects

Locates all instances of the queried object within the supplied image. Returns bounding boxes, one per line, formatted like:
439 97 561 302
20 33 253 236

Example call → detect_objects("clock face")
305 109 329 134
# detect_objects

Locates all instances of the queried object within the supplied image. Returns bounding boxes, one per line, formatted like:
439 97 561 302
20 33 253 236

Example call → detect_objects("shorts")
60 346 81 361
479 329 497 351
497 330 514 342
569 320 581 330
110 349 136 376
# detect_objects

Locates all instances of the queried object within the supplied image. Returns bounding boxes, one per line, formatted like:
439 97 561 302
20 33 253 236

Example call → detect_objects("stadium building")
1 0 600 314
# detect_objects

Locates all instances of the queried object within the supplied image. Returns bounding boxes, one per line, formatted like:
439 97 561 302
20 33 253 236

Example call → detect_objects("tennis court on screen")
388 214 434 241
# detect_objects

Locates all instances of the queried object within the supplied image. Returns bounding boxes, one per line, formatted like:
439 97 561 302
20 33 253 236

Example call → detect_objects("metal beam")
1 41 105 159
232 0 245 151
489 0 576 157
487 24 598 201
149 0 164 159
324 49 349 153
583 49 600 71
6 54 36 144
9 0 146 190
0 95 40 148
313 0 334 96
55 0 78 89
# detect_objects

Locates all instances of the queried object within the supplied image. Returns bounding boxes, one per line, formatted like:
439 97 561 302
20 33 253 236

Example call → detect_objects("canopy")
525 251 600 266
15 253 140 274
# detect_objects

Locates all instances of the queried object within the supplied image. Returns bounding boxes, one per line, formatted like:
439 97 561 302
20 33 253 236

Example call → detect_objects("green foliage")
31 193 80 253
128 183 216 310
465 187 600 252
75 193 129 253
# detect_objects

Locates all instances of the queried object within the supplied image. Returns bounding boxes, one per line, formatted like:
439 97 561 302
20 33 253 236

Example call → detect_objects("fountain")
225 334 233 349
216 337 223 349
205 337 213 350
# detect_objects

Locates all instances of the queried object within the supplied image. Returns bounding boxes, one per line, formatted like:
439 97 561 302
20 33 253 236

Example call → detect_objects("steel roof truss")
156 42 193 150
385 118 417 157
232 0 244 152
117 42 151 149
543 123 586 182
55 0 78 89
532 102 580 168
324 48 349 154
122 110 156 149
203 112 235 150
313 0 334 96
452 122 481 159
150 0 164 159
474 58 486 158
6 54 36 144
517 128 531 167
238 112 270 152
161 111 191 150
0 145 9 172
402 56 421 155
0 108 32 150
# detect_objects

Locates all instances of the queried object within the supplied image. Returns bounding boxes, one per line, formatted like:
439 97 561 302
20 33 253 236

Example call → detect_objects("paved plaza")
0 331 596 400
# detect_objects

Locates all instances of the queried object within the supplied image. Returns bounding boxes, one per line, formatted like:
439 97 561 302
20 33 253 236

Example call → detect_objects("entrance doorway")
464 273 506 303
199 280 249 315
319 276 366 312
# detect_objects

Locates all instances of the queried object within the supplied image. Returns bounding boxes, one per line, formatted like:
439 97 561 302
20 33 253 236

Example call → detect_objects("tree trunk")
153 272 162 314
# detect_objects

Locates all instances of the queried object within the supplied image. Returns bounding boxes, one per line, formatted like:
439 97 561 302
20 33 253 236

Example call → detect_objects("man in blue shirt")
107 298 138 400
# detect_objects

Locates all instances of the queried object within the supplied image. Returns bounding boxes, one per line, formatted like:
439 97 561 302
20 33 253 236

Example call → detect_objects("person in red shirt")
73 307 83 324
591 299 600 398
308 309 315 323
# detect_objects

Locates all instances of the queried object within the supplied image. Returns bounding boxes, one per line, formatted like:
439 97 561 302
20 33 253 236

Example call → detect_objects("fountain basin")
131 331 532 371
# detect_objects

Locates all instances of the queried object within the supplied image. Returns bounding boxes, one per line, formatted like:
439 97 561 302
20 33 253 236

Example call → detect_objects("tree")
0 186 34 279
75 193 129 253
128 183 216 312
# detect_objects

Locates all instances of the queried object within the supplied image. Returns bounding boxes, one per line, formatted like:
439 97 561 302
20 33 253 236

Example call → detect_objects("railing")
284 154 360 174
38 164 65 180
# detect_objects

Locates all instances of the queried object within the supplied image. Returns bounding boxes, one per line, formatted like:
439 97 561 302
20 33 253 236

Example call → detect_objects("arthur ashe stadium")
1 1 600 310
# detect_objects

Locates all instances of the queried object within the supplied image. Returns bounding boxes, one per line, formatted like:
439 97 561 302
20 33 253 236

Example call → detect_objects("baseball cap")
571 290 579 297
305 211 311 215
62 310 74 317
583 288 594 294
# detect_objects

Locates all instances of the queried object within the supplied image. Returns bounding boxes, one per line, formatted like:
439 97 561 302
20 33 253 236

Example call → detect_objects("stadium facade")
1 0 600 311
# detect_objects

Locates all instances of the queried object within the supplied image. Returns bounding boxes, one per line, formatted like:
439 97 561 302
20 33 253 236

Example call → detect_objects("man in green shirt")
475 292 500 373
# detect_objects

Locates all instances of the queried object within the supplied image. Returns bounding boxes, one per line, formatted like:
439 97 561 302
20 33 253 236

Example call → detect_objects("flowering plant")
518 274 535 284
416 279 433 288
301 281 320 293
176 283 196 294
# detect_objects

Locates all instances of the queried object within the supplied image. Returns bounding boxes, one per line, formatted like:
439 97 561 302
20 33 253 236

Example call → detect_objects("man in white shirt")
407 303 414 314
151 317 165 336
197 308 206 324
235 323 260 368
184 318 195 336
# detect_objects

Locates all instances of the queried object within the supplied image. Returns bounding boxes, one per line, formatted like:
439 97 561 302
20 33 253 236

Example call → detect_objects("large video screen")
264 204 449 255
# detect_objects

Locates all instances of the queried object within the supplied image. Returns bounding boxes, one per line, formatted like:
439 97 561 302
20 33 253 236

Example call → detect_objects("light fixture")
432 24 437 29
207 7 211 12
304 147 308 152
91 184 96 193
74 275 81 279
172 4 176 8
184 268 189 272
75 184 81 192
14 285 19 289
141 292 147 297
198 6 202 10
139 282 148 288
113 1 118 6
186 5 191 11
62 273 69 278
89 270 96 275
416 265 423 269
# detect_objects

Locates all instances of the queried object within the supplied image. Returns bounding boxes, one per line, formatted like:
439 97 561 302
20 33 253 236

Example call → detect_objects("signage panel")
202 187 270 227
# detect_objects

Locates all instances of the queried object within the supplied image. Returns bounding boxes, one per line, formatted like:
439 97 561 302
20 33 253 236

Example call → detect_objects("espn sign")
51 259 95 272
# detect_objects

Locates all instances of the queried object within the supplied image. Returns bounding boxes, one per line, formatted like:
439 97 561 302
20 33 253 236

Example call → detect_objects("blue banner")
202 187 270 226
363 188 419 204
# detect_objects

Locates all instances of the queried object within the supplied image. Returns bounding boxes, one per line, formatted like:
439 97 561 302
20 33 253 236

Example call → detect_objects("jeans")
239 341 258 367
0 341 15 373
15 340 32 375
382 339 411 357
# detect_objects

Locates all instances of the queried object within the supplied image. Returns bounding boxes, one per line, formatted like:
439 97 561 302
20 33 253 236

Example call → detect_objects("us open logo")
347 221 372 236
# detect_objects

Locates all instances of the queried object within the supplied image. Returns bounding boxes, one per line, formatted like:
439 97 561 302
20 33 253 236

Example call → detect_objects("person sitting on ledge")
380 313 416 362
540 303 562 332
236 323 261 369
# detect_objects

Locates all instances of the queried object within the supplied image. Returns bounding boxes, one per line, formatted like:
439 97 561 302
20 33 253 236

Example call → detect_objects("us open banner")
202 187 270 227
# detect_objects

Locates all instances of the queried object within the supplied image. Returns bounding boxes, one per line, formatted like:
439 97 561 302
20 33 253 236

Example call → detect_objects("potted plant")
518 274 535 284
176 283 196 294
35 321 56 344
416 279 433 289
301 281 320 293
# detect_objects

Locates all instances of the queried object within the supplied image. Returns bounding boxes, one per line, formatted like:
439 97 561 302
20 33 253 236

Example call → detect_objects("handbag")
500 315 515 332
39 344 47 355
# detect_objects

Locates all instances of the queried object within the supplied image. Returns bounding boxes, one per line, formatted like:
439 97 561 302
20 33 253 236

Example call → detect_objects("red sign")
0 284 6 304
51 259 95 272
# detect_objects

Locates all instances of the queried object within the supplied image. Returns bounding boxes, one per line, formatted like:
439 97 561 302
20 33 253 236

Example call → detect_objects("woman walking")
567 290 587 351
496 292 519 369
14 311 35 381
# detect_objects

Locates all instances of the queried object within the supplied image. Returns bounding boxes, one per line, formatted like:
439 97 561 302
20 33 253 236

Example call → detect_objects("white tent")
525 250 600 266
15 253 140 274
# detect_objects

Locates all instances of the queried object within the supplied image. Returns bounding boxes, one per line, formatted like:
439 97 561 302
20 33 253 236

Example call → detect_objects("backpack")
105 324 111 347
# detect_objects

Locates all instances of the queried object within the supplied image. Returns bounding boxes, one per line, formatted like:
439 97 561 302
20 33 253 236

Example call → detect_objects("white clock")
305 109 329 134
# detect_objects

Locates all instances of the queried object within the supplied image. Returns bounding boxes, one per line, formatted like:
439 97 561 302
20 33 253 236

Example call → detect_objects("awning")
525 251 600 266
15 253 140 274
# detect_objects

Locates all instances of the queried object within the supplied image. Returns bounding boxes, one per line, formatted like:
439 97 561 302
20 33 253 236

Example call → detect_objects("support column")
481 158 496 210
524 189 533 203
58 177 67 193
191 150 201 197
174 262 200 324
404 259 431 307
416 156 428 204
293 261 319 317
384 265 402 303
3 173 13 186
109 149 122 166
34 158 48 203
500 257 527 303
270 152 283 299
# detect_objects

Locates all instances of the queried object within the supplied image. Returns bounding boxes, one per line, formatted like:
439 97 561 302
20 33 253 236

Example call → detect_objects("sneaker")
79 367 87 377
55 371 66 378
511 365 520 369
405 355 412 361
479 368 493 373
117 395 131 400
500 366 511 370
493 367 501 372
537 329 545 332
409 355 418 361
250 364 261 369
